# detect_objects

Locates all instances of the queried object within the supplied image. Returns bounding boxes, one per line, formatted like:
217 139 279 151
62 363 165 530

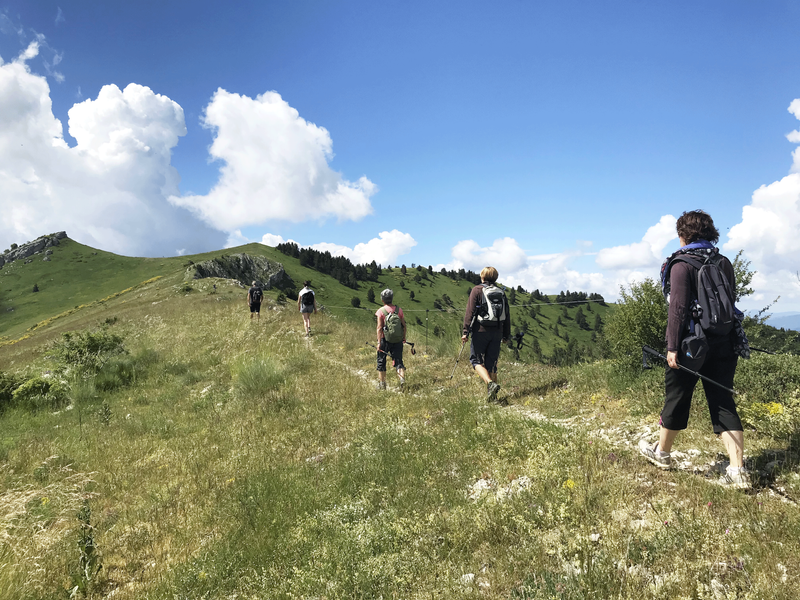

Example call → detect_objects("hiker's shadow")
746 431 800 499
505 378 569 402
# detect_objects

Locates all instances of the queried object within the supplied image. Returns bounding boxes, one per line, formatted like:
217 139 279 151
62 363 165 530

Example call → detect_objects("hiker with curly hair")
639 210 750 489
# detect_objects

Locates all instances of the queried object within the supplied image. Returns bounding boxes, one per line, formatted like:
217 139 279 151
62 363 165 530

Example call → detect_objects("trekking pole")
750 346 776 355
450 314 477 380
641 345 738 395
449 338 467 380
404 341 417 355
366 342 389 355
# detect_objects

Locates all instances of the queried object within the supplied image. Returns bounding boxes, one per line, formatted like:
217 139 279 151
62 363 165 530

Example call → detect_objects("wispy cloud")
55 7 65 25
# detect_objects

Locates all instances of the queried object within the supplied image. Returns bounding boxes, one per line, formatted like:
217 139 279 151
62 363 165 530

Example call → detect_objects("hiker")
247 281 263 320
297 280 317 336
375 288 407 391
462 266 511 402
639 210 750 489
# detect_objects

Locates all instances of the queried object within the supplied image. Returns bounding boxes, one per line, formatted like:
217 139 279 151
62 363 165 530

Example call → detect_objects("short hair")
303 280 311 287
676 210 719 245
381 288 394 304
480 266 499 283
252 281 257 286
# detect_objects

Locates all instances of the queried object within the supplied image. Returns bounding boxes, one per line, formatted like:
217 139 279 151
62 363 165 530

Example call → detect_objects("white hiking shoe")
638 439 672 469
719 467 751 490
399 377 405 392
376 381 386 391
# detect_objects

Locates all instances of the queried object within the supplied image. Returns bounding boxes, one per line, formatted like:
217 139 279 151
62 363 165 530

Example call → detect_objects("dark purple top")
666 255 735 352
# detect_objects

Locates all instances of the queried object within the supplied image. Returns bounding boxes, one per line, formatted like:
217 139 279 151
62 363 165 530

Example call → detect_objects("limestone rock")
2 232 66 267
187 253 286 289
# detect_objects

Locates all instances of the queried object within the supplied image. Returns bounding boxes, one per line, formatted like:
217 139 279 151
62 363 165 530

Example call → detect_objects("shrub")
0 371 23 411
604 278 667 370
12 376 68 411
49 325 126 375
95 358 137 391
736 354 800 439
351 297 361 308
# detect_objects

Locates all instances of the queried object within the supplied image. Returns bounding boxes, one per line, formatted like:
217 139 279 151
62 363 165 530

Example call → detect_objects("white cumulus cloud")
169 89 377 231
721 98 800 309
444 237 529 275
310 230 416 266
225 230 415 267
595 215 677 270
436 217 684 302
0 43 225 256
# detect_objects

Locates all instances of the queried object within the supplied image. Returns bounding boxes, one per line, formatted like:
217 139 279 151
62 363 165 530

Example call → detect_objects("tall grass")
1 285 800 599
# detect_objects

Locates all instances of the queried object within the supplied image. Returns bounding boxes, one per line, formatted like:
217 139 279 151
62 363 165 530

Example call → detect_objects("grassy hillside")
0 277 800 599
1 238 613 365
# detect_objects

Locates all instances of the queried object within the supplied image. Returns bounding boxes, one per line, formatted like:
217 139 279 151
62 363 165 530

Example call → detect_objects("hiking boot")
638 439 672 469
399 377 405 391
376 381 386 391
719 467 751 490
487 382 501 402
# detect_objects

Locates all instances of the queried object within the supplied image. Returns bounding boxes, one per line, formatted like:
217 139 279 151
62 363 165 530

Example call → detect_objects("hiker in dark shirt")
462 266 510 403
247 281 263 320
297 280 317 337
639 210 749 489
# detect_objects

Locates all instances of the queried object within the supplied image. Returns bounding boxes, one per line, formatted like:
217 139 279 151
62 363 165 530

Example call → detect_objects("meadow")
1 271 800 599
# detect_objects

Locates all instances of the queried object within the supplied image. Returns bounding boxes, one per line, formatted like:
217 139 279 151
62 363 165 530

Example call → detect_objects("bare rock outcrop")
186 253 286 289
1 232 66 268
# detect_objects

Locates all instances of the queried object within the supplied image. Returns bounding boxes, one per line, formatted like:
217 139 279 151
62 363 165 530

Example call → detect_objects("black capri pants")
660 343 742 434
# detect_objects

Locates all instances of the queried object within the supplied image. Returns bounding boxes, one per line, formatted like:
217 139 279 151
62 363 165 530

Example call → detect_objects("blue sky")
2 1 800 311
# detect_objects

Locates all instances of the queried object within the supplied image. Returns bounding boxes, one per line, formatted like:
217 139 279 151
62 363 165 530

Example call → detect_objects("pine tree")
575 307 587 329
367 288 375 303
409 290 415 301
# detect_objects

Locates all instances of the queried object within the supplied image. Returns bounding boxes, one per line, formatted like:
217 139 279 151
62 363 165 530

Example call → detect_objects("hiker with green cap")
462 266 511 403
375 288 407 391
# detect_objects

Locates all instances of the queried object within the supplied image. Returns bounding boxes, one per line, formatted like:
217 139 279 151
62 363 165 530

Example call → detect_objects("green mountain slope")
0 237 612 364
1 276 799 599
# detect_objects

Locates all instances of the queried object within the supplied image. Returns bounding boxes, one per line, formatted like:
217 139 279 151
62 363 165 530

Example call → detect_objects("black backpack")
301 290 315 307
251 287 263 303
671 253 736 337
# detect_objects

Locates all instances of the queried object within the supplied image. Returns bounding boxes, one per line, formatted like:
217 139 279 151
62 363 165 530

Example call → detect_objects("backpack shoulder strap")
670 254 705 269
